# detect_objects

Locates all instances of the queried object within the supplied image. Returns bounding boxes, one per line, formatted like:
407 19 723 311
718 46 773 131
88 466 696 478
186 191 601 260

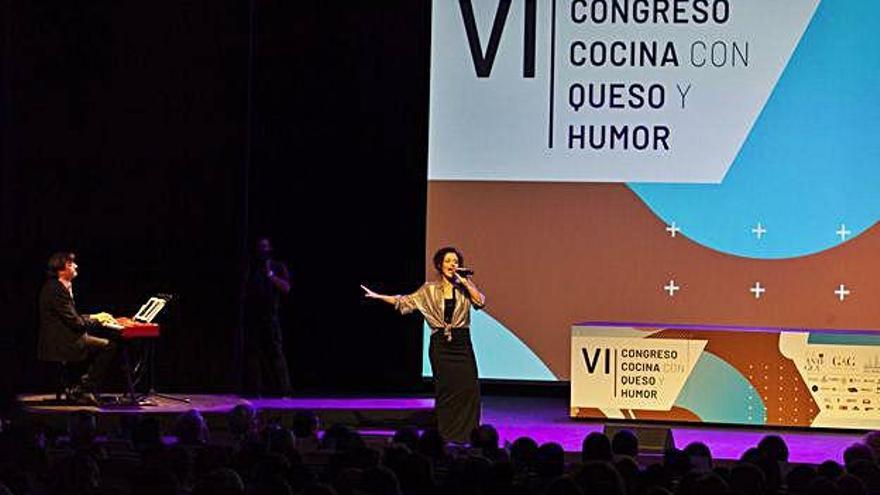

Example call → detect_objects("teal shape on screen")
422 310 557 381
675 351 766 425
629 0 880 259
808 333 880 347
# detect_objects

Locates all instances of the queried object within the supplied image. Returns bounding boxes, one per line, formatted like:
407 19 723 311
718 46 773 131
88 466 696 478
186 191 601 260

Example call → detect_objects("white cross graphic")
665 222 681 238
835 284 851 302
664 280 680 297
750 282 766 299
751 222 767 240
836 224 851 242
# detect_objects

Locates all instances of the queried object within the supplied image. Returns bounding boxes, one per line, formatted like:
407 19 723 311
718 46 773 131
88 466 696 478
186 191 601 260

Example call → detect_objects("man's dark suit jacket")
37 278 97 362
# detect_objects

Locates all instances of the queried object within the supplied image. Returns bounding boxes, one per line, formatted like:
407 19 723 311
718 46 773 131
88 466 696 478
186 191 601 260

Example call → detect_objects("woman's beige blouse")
395 281 485 335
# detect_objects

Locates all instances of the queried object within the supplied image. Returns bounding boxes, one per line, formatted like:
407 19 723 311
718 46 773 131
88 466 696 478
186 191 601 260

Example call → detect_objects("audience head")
838 474 868 495
456 455 492 491
322 424 364 452
663 448 692 478
173 409 209 445
263 423 296 459
510 436 539 470
383 442 412 475
730 463 766 495
292 410 320 439
739 446 763 464
807 476 841 495
537 442 565 479
130 416 162 452
683 441 713 470
641 463 672 492
416 428 447 461
67 410 98 449
582 432 613 463
544 476 584 495
227 403 257 438
391 426 419 451
843 442 875 469
847 459 880 494
862 431 880 459
787 464 818 495
819 460 845 481
758 434 790 463
470 424 500 456
692 472 729 495
575 461 626 495
611 429 639 458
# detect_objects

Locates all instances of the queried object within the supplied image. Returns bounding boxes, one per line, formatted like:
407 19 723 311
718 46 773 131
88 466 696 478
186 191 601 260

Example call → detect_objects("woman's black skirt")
428 327 481 443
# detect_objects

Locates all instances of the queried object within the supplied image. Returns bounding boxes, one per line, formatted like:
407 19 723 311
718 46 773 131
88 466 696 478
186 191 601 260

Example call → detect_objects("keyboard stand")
138 340 190 405
107 338 188 407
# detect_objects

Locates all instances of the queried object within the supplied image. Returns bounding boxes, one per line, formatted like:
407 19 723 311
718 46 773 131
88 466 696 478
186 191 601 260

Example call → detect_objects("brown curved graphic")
628 407 702 423
427 181 880 379
650 329 820 425
571 406 701 422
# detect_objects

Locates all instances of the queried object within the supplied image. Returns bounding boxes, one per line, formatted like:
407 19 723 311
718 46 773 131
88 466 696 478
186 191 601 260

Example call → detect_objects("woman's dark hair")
47 252 75 277
432 247 463 274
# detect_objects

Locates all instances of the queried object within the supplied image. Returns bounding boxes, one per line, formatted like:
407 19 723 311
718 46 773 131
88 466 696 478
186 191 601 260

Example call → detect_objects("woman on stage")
362 246 485 443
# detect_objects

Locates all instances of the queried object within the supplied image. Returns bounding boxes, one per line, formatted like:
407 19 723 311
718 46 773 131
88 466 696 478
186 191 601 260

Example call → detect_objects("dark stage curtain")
0 1 429 395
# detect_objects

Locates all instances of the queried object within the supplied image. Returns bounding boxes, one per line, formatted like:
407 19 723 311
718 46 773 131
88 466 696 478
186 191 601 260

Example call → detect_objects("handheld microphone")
455 267 474 277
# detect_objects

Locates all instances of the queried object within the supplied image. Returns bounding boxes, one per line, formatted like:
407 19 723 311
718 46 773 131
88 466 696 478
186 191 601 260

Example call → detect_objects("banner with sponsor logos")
571 322 880 429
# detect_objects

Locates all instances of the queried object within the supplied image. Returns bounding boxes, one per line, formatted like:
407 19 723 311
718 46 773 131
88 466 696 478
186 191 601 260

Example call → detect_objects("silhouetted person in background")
242 238 292 396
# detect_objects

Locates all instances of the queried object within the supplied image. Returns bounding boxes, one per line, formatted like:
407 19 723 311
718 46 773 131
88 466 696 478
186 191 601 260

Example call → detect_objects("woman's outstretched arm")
361 284 399 306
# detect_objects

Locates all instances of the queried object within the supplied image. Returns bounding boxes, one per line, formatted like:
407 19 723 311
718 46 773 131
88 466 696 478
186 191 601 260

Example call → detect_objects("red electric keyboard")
102 296 166 339
113 317 160 339
100 295 172 406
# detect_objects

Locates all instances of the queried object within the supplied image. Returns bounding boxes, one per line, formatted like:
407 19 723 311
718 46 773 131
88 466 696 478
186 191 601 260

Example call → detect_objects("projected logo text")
430 0 821 183
581 347 611 374
459 0 537 78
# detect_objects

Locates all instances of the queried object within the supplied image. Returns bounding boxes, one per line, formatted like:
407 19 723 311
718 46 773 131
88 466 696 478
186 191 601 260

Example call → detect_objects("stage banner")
571 322 880 430
571 327 706 414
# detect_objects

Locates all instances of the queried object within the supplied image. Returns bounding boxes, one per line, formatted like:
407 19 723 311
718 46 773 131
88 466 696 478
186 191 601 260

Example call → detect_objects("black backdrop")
0 1 430 396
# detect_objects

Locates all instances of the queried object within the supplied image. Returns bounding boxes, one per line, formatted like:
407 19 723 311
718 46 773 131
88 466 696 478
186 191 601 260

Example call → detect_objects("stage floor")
18 393 866 465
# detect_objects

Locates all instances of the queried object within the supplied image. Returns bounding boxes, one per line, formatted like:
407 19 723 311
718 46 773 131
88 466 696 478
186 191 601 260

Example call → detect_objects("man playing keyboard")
37 252 119 406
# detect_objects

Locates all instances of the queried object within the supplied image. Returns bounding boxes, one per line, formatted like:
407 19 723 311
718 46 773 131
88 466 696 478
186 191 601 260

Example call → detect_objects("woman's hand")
455 275 485 308
361 284 380 299
361 284 399 306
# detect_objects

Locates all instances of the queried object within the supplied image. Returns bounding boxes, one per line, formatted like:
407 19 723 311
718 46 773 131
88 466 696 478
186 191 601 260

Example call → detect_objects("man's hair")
47 252 75 277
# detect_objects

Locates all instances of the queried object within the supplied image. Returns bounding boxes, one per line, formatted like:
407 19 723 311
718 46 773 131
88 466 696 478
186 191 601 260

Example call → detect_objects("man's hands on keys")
91 312 122 329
